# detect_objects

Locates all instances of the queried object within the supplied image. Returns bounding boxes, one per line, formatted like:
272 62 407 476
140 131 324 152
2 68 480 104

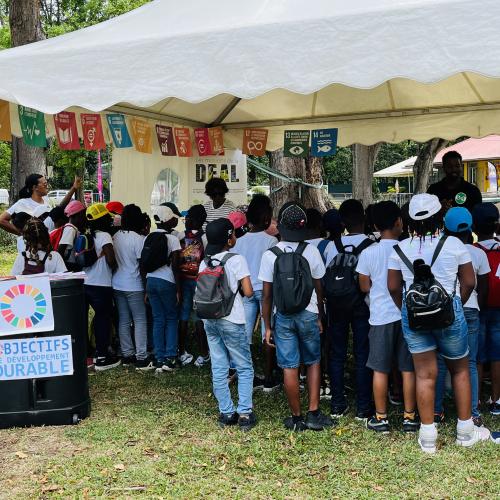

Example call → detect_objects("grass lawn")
0 249 499 498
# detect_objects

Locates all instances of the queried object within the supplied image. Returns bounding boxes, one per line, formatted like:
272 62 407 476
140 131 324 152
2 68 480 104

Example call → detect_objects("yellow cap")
86 203 109 221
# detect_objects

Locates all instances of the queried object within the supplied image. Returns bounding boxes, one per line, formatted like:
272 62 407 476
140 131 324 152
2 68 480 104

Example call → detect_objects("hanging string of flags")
0 99 338 158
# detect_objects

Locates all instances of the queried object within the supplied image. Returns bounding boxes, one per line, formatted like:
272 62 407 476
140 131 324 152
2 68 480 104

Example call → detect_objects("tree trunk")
351 143 382 206
412 138 449 193
9 0 46 202
302 156 333 212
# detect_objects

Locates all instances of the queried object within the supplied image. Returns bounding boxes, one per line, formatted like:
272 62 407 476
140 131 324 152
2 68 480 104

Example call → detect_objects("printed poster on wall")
106 114 132 148
131 118 152 154
156 125 177 156
0 335 73 381
81 113 106 150
174 127 193 157
0 277 54 337
284 130 310 158
18 106 47 147
311 128 338 157
242 128 268 156
54 112 80 150
194 128 213 156
0 100 11 141
208 127 224 155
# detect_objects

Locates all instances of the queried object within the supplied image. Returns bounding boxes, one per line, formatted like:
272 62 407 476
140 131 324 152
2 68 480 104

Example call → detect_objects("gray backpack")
194 253 237 319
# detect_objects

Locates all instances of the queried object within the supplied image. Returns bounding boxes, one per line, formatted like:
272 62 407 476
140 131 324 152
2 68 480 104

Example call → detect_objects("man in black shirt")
428 150 482 212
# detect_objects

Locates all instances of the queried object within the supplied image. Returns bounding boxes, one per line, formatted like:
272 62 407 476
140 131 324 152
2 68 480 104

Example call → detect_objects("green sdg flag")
18 105 47 147
284 130 310 158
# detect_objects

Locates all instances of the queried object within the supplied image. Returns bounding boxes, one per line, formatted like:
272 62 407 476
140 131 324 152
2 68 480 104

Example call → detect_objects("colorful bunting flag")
0 100 11 142
106 114 132 148
18 105 47 147
242 128 268 156
131 118 152 154
174 127 193 157
156 125 177 156
194 128 213 156
53 112 80 150
81 113 106 150
208 127 224 155
311 128 338 157
284 130 310 158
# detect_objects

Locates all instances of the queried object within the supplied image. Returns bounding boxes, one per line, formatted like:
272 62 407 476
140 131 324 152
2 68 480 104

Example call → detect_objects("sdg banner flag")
54 111 80 150
242 128 268 156
18 105 47 147
106 114 133 148
174 127 193 157
81 113 106 150
0 100 11 142
131 118 153 154
156 125 177 156
0 335 74 381
311 128 338 157
0 277 54 336
284 130 310 158
194 128 213 156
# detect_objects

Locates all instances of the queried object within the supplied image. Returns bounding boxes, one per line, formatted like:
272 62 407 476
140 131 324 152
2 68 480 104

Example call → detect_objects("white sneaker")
456 426 491 447
418 428 437 454
179 351 194 366
194 354 210 367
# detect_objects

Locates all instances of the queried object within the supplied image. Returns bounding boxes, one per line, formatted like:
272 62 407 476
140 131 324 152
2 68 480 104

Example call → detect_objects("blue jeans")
146 278 179 361
327 305 372 413
179 279 197 322
204 319 254 415
435 307 480 418
243 290 264 344
114 290 148 361
479 307 500 363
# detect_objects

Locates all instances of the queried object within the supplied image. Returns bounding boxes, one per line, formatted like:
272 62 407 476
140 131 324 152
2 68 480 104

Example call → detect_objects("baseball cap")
323 208 343 234
444 207 472 233
228 211 247 230
161 202 182 217
64 200 86 217
205 218 235 255
106 201 124 215
472 202 499 226
409 193 441 221
277 201 309 242
152 205 175 224
86 203 109 221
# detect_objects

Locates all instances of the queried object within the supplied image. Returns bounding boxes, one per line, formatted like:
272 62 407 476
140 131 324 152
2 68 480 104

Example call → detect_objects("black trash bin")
0 279 91 428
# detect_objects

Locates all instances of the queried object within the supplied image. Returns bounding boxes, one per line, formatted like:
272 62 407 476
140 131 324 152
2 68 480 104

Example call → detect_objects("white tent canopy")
3 0 500 147
373 157 418 178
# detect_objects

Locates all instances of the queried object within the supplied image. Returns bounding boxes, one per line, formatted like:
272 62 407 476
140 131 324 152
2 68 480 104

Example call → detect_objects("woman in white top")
388 194 487 454
112 204 151 370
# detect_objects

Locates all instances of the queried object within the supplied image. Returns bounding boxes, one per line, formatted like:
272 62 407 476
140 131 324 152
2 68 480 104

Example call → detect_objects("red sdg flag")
54 112 80 150
80 113 106 150
194 128 213 156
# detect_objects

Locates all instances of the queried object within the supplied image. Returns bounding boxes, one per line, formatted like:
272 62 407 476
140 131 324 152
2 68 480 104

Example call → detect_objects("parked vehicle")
0 188 9 206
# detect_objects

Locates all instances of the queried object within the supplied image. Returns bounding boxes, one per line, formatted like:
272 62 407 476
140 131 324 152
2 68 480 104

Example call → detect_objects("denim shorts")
274 310 321 369
179 279 197 322
401 296 468 360
479 307 500 363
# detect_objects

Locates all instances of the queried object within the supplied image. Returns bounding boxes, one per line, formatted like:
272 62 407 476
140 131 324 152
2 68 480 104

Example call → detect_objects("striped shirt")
203 199 236 228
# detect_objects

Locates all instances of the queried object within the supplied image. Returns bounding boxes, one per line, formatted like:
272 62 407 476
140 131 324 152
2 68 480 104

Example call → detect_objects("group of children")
6 177 500 452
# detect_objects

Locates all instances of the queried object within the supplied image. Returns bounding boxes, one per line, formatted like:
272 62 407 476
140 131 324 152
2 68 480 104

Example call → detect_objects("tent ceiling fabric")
2 0 500 147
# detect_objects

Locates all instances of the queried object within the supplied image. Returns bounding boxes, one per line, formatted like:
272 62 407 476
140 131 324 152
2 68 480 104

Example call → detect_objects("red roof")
435 135 500 164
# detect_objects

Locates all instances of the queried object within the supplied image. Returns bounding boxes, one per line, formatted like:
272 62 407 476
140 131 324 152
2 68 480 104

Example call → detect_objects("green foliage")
324 146 353 184
0 141 11 188
247 154 270 187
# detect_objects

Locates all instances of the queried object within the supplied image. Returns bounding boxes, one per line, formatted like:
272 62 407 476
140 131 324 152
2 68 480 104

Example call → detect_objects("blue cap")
444 207 472 233
472 202 499 226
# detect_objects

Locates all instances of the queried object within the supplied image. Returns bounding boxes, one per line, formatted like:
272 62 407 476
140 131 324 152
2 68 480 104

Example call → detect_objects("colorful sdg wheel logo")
0 283 46 329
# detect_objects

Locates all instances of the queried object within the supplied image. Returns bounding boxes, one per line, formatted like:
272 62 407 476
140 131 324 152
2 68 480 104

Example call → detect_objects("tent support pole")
211 97 242 127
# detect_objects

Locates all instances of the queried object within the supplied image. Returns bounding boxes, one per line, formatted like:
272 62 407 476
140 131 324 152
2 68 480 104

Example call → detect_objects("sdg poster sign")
0 335 73 381
311 128 338 157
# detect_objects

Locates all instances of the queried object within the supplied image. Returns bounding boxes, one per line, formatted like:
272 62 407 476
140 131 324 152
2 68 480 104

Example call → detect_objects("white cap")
152 205 175 223
32 204 50 218
409 193 441 221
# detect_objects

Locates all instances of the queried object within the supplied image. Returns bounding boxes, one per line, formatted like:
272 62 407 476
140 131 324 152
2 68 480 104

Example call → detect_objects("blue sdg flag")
311 128 338 157
106 114 133 148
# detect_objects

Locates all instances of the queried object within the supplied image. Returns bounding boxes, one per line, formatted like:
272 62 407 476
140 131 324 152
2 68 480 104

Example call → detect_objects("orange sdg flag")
174 127 193 157
242 128 268 156
131 118 152 154
0 100 11 141
208 127 224 155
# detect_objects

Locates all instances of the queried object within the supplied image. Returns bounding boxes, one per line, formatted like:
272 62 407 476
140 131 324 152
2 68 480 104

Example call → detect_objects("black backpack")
141 232 170 273
323 237 374 309
394 236 455 331
22 251 49 275
194 253 237 319
74 232 98 269
270 242 314 314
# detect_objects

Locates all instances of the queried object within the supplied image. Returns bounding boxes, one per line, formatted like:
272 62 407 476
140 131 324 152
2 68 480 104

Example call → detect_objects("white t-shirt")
16 236 25 253
11 250 67 275
203 199 236 227
145 230 181 284
199 251 250 324
44 217 55 233
324 234 371 266
464 244 491 310
233 231 278 291
356 239 401 325
6 197 49 216
83 231 114 287
388 235 471 295
59 224 78 249
258 241 326 314
112 230 145 292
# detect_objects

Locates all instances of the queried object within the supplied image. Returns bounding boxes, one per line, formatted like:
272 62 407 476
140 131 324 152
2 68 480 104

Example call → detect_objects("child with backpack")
259 202 333 431
112 204 152 371
234 194 279 391
141 205 181 373
11 218 67 275
388 193 489 453
84 203 120 372
195 218 256 430
323 199 374 420
472 202 500 416
356 201 418 433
